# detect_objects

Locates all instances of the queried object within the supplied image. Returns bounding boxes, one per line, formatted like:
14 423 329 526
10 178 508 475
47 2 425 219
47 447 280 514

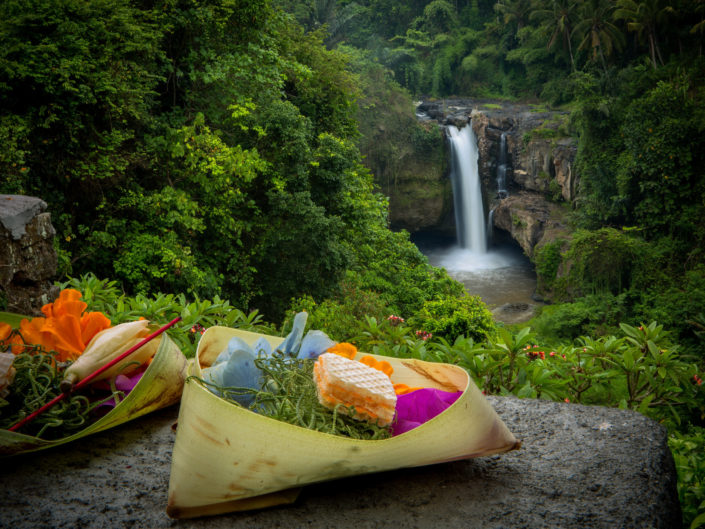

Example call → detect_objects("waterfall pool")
412 232 541 324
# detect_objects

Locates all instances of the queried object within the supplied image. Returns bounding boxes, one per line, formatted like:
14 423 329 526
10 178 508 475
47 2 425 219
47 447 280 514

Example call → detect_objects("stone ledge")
0 195 48 241
0 396 681 528
0 194 58 314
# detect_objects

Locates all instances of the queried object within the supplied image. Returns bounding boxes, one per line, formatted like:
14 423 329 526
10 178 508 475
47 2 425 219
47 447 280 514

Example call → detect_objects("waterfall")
497 132 508 199
487 208 495 246
448 124 487 253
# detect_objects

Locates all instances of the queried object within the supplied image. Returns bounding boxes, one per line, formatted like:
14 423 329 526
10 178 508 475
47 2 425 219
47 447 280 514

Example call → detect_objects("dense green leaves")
409 294 497 342
1 0 467 327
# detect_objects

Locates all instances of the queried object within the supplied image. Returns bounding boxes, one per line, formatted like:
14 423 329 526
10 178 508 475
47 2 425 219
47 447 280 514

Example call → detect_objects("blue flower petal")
252 337 273 357
203 340 263 406
277 312 308 356
214 336 256 365
297 330 336 359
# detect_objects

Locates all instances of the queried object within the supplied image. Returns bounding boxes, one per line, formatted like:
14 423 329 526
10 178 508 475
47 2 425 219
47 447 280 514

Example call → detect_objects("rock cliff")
491 190 569 259
0 195 59 315
406 99 576 257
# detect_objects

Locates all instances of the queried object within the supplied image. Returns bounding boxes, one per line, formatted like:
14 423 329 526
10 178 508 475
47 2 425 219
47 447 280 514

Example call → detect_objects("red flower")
387 315 405 327
415 330 432 341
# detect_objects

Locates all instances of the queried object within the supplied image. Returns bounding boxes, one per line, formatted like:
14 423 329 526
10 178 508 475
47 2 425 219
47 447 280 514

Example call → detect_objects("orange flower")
393 383 423 395
0 322 25 355
326 342 358 360
359 355 394 377
14 289 112 361
80 312 112 345
41 289 86 319
0 322 11 342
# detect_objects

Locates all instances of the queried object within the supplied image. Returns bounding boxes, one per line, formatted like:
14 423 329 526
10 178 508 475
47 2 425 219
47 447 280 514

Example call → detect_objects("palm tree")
614 0 671 68
530 0 578 71
572 0 626 71
494 0 533 31
307 0 364 47
689 0 705 55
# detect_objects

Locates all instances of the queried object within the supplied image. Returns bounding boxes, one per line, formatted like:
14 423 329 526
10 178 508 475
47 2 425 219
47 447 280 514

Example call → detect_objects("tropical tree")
530 0 578 71
494 0 532 31
614 0 671 68
572 0 626 71
420 0 458 34
302 0 366 47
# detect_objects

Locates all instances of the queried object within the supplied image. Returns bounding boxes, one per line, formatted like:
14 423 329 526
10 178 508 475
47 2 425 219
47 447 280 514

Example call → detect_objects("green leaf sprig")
192 353 392 440
0 346 122 439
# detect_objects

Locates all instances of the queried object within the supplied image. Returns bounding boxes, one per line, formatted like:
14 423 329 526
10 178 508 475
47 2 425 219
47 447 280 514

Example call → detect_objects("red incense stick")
8 316 182 433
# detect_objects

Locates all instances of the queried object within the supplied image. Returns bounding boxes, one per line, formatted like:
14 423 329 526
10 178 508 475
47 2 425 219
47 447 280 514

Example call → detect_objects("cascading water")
412 117 538 323
487 208 495 246
497 132 508 199
448 124 487 253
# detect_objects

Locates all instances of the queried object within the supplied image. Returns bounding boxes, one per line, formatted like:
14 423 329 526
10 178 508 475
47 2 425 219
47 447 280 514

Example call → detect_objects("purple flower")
391 388 462 436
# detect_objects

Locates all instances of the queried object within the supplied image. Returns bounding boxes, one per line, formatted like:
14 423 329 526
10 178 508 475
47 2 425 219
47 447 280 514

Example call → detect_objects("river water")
412 231 540 324
410 120 540 324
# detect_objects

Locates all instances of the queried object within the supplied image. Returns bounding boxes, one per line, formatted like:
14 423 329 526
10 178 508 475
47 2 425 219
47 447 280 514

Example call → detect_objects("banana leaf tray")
0 331 188 456
166 326 520 518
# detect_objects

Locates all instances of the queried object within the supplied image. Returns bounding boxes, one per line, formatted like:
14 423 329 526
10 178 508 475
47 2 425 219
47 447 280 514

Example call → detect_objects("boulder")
492 190 570 258
0 195 59 315
0 397 682 528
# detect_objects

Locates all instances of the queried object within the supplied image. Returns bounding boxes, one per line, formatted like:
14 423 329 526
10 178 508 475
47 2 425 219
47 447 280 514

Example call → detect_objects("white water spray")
448 124 486 253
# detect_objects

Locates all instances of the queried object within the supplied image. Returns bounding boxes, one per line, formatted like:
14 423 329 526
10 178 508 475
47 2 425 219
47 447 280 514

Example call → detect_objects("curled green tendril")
0 341 127 439
189 352 392 441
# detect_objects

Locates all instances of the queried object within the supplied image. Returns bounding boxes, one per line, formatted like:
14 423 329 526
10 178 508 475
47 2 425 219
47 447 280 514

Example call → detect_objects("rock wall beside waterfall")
360 119 455 234
465 105 578 205
396 100 577 259
491 190 569 259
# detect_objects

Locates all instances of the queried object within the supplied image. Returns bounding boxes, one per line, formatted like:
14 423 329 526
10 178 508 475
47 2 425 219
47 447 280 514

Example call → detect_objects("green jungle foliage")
409 294 497 342
0 0 458 324
3 0 705 525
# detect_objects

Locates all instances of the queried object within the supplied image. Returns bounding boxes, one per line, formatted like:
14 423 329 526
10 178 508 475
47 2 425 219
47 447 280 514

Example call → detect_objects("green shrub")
530 294 629 343
349 229 465 317
409 295 496 342
531 302 592 342
534 239 565 294
560 228 647 298
60 274 274 357
669 427 705 529
285 278 389 342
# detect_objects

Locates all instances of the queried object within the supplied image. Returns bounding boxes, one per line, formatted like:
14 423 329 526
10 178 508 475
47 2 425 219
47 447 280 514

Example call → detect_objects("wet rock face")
398 100 578 241
491 190 569 259
513 136 578 202
0 195 59 315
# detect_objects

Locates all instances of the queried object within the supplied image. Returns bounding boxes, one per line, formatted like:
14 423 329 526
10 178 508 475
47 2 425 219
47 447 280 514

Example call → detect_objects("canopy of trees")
0 0 464 322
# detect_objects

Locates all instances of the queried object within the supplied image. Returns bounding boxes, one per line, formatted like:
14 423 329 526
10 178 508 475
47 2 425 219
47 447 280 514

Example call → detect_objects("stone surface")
0 195 59 315
491 302 538 325
0 397 681 528
492 190 570 258
0 195 48 240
